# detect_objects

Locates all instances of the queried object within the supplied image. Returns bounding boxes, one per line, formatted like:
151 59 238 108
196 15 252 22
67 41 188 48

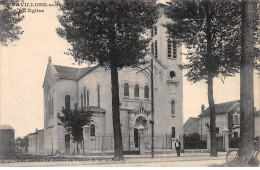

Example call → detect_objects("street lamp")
137 58 155 158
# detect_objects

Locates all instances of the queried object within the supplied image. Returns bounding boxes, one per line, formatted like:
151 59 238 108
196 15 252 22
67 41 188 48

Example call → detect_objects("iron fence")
84 133 173 153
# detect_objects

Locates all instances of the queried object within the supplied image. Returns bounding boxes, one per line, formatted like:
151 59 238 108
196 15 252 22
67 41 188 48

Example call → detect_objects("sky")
0 0 259 138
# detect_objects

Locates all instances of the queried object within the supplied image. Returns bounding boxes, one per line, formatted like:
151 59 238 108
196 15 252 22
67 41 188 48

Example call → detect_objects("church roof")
53 65 96 80
199 100 239 117
27 129 44 136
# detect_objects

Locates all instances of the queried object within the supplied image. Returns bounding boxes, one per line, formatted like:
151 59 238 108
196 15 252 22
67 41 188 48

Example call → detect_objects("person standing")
175 139 181 157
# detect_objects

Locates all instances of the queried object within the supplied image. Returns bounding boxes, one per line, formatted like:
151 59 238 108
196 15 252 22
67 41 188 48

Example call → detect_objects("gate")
216 136 224 151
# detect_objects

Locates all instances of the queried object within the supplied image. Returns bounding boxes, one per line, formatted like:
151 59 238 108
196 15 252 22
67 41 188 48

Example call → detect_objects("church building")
42 4 183 154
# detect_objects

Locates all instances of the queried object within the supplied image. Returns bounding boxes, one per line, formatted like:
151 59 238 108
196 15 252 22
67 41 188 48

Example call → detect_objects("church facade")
43 4 183 154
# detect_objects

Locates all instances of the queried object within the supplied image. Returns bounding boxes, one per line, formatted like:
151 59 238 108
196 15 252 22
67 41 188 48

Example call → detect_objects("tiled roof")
84 106 106 113
27 129 44 136
199 100 239 117
53 65 96 80
184 117 200 125
0 124 14 130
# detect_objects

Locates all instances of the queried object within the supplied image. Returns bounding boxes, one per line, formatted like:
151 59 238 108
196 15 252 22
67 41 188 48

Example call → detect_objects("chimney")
201 104 205 113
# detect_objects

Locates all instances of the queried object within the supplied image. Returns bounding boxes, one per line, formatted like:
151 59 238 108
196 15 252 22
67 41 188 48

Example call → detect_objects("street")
0 152 227 167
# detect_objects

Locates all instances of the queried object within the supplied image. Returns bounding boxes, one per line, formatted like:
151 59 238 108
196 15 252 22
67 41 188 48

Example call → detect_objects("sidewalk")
0 152 227 167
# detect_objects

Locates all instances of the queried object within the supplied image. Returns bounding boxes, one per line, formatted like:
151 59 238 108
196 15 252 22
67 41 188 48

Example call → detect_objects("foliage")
56 0 158 160
56 0 158 68
15 136 29 147
164 0 246 157
0 1 24 46
57 104 92 143
164 0 243 83
183 133 207 149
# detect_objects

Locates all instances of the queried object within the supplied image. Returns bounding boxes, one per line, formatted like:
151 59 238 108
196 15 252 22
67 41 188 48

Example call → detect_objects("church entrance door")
134 128 139 148
65 134 70 154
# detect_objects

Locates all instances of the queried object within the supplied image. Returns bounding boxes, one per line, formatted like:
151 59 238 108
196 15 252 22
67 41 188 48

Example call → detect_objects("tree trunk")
205 1 217 157
208 74 217 157
238 0 256 161
110 62 124 161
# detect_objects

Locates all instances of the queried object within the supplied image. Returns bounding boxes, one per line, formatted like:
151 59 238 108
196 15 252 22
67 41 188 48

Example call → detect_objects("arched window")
81 94 83 107
51 98 54 118
124 83 129 97
90 124 95 136
155 40 158 58
65 95 70 109
144 85 149 99
97 85 100 107
171 100 175 116
83 87 86 107
172 127 175 138
134 84 139 98
172 42 177 59
167 39 172 58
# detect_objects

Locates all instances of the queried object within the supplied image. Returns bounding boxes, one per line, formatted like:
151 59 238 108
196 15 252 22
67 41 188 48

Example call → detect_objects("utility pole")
136 58 155 158
151 59 154 158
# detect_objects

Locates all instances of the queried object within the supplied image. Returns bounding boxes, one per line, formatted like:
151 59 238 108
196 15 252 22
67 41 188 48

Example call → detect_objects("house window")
216 127 219 134
171 100 175 116
124 83 129 97
97 85 100 107
155 40 158 58
151 28 154 37
65 95 70 109
234 132 238 138
90 124 95 136
172 127 175 138
233 114 239 125
144 85 149 99
134 84 139 98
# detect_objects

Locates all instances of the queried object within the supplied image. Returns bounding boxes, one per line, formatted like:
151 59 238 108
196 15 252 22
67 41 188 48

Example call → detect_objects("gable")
53 65 97 81
199 100 239 117
42 64 58 88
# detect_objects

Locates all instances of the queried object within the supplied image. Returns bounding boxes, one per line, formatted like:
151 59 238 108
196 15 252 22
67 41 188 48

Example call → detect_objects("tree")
56 0 158 160
238 0 258 162
0 0 24 46
164 0 242 156
57 104 92 154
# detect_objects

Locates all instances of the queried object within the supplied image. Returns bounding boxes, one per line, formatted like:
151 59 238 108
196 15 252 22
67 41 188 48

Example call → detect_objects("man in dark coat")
175 139 181 157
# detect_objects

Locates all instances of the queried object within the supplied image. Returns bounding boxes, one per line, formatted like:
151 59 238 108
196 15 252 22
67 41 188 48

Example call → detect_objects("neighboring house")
42 4 184 155
184 117 200 135
198 100 260 140
0 125 15 155
28 129 44 154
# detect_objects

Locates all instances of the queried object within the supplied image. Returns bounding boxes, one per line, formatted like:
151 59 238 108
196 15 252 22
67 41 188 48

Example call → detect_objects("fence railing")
79 133 173 153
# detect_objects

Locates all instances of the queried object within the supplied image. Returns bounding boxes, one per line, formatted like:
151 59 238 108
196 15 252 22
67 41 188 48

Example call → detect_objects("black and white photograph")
0 0 259 167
